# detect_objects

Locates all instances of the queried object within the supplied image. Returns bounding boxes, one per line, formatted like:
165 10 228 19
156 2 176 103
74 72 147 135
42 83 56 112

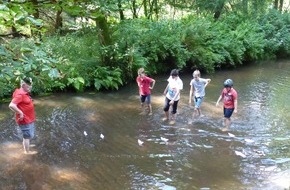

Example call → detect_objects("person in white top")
163 69 183 125
189 70 211 117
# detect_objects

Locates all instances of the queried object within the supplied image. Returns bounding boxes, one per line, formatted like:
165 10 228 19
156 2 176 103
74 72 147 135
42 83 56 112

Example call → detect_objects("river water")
1 60 290 190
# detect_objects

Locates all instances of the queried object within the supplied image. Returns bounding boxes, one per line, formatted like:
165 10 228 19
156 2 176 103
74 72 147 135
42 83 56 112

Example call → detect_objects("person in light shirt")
189 69 211 118
162 69 183 125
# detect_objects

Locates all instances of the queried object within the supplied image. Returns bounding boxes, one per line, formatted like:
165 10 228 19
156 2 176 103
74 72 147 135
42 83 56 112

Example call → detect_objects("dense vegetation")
0 0 290 98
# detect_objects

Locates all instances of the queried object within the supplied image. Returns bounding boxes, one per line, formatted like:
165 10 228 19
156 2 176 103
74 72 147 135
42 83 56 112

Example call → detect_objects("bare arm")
234 99 238 113
149 79 156 89
163 84 169 95
204 79 211 88
189 85 193 104
171 89 180 102
9 102 24 120
216 95 222 106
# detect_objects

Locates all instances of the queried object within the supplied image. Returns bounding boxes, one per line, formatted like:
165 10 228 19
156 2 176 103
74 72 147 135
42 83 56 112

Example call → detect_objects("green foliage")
181 14 267 72
233 20 265 61
182 17 223 72
112 19 191 75
67 76 85 91
0 39 63 95
0 3 43 36
1 1 290 99
93 67 123 90
42 30 125 91
258 10 290 58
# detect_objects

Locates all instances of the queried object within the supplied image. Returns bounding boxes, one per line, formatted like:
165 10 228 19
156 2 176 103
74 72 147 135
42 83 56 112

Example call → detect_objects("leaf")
13 70 21 75
48 68 60 79
27 17 43 26
94 80 101 90
77 77 84 84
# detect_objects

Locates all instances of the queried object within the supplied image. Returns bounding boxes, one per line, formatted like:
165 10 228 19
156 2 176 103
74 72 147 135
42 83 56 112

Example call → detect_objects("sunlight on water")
51 167 89 182
0 142 24 161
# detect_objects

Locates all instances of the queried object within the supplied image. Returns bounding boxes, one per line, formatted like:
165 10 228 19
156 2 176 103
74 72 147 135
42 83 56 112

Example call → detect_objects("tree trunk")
144 0 148 18
279 0 284 11
273 0 279 9
213 0 225 20
118 0 125 20
55 9 63 31
96 15 111 46
148 0 154 19
153 0 158 20
132 0 138 18
95 15 112 65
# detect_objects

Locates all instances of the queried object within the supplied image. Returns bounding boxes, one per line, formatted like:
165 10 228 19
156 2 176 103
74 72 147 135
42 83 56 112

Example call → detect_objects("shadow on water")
1 60 290 189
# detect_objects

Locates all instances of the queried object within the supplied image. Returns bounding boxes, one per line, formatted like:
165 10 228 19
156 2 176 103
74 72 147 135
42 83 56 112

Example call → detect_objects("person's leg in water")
163 98 170 121
222 117 231 131
21 123 35 154
193 97 203 118
23 138 30 154
169 100 179 125
146 95 153 115
222 108 234 131
139 95 146 114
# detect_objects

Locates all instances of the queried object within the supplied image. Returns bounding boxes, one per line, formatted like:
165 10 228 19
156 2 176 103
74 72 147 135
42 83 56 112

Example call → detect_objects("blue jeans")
19 122 35 139
194 96 204 108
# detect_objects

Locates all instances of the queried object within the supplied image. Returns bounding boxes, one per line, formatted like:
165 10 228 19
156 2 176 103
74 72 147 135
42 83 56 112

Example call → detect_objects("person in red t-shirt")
136 68 156 115
216 79 238 132
9 77 36 154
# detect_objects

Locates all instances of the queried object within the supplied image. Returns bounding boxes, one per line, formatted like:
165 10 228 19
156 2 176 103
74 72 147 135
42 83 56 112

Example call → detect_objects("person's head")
21 77 33 92
138 68 145 77
170 69 179 79
193 70 200 80
223 79 233 89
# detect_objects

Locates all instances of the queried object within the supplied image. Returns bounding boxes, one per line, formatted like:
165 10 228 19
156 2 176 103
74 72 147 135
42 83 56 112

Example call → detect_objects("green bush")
112 19 191 75
258 10 290 58
1 10 290 99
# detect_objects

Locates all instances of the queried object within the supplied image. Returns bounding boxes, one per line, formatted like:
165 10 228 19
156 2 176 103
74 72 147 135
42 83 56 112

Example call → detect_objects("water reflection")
0 60 290 189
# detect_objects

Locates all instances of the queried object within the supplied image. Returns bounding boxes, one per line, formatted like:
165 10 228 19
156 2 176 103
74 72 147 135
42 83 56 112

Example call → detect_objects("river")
0 60 290 190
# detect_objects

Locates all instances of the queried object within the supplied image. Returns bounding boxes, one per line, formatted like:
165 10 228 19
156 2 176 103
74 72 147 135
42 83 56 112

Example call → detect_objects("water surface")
1 60 290 190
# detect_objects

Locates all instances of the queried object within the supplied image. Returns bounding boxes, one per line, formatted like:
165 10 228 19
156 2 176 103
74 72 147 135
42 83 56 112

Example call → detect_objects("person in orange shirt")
216 79 238 131
9 77 36 154
136 68 156 115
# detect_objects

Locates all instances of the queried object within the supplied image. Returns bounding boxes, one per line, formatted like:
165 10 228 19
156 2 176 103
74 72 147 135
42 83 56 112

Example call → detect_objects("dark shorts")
19 122 35 139
163 97 179 114
140 94 151 104
224 108 234 118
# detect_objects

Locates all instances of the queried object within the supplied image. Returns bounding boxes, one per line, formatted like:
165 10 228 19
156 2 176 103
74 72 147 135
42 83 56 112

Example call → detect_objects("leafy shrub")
258 10 290 58
93 66 123 90
112 19 191 75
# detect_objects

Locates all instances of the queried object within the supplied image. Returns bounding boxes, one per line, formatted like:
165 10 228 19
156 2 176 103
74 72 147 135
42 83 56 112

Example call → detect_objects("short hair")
193 70 200 77
137 68 145 75
21 77 32 85
170 69 179 76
